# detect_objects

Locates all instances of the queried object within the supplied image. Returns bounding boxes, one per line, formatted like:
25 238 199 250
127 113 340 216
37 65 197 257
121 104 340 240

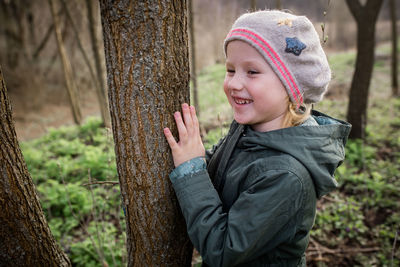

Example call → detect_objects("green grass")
21 118 126 266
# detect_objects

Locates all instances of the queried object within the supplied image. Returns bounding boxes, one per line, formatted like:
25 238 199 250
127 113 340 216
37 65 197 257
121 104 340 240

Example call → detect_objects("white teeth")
234 98 252 104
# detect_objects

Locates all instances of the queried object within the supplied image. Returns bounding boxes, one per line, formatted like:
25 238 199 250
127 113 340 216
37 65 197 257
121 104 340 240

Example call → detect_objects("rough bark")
345 0 384 139
188 0 199 116
99 0 193 266
85 0 111 128
390 0 399 96
0 66 71 266
48 0 82 125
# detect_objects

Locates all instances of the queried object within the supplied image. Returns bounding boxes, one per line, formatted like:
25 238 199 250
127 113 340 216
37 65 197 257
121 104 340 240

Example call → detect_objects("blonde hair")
281 97 311 128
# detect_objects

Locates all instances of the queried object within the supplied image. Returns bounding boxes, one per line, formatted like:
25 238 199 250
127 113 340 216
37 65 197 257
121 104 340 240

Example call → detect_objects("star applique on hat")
285 37 306 56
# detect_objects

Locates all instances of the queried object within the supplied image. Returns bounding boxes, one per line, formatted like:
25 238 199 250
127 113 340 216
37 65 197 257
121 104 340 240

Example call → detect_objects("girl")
163 10 351 267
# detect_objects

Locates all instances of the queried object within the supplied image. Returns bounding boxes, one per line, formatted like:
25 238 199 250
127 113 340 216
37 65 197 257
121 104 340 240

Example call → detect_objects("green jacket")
170 111 351 267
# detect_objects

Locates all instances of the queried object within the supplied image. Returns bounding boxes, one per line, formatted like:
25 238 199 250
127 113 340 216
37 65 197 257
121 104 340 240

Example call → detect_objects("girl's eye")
227 69 235 73
248 70 259 75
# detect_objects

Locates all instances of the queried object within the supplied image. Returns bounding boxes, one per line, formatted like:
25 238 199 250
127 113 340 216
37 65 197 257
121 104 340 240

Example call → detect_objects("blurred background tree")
345 0 384 139
390 0 399 96
49 0 82 125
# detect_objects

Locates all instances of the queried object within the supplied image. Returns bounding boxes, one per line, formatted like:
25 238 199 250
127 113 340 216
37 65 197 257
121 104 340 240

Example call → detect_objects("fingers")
170 103 199 143
163 128 178 149
174 111 188 141
190 105 200 135
181 103 194 134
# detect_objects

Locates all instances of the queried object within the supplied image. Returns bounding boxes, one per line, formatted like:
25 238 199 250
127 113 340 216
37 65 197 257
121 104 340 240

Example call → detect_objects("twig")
322 195 343 203
60 0 100 97
82 181 119 186
308 247 380 255
308 237 379 256
321 0 331 45
309 235 325 261
392 229 399 267
87 169 107 265
58 163 103 259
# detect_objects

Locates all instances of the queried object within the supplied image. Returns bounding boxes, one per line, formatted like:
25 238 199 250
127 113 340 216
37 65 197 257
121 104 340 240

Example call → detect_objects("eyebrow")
225 59 262 66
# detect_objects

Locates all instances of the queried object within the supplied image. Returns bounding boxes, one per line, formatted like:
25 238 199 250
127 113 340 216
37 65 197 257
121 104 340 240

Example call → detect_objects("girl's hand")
164 103 205 167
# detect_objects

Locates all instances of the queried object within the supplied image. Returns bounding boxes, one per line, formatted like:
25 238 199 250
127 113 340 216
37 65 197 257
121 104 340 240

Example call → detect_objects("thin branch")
87 169 107 266
307 246 380 256
58 164 103 260
59 0 99 93
33 23 54 59
82 181 119 187
308 237 380 256
320 0 331 45
33 8 63 59
321 195 344 203
392 229 399 267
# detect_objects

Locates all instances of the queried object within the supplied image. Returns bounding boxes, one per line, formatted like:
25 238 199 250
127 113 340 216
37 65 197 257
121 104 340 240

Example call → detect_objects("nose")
227 72 244 91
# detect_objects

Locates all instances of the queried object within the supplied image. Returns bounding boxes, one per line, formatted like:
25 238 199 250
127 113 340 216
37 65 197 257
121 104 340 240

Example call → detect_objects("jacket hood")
237 110 352 198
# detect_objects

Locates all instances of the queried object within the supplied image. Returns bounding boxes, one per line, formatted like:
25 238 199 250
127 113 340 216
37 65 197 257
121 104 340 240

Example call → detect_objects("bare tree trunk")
345 0 384 139
27 3 36 58
48 0 82 125
276 0 282 9
0 66 71 266
251 0 256 11
59 0 111 128
188 0 199 116
99 0 193 266
1 1 23 69
85 0 111 128
390 0 399 96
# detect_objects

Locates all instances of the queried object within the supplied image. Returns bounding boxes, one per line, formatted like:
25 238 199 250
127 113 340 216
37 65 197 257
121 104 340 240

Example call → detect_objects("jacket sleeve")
170 167 305 267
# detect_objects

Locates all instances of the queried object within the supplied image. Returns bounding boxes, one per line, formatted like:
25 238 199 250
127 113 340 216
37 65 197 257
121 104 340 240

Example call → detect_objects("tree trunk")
188 0 199 116
0 66 71 266
345 0 384 139
99 0 193 266
1 1 23 69
48 0 82 125
85 0 111 128
276 0 282 10
251 0 256 11
390 0 399 96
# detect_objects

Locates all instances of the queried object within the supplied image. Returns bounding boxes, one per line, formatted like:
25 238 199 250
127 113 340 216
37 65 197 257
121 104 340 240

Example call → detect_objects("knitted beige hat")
224 10 331 104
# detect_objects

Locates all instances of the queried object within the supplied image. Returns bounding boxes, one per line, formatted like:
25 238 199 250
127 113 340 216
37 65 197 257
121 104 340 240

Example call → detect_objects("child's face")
224 40 288 132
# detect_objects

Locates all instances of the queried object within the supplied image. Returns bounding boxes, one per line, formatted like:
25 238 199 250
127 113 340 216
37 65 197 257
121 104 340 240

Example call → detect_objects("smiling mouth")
233 97 253 105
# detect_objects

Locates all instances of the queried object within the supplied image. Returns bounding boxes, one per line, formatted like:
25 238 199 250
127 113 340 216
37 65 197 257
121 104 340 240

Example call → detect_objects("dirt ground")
9 84 102 141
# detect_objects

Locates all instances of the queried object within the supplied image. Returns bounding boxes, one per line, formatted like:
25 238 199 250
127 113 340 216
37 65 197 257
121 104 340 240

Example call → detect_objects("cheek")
223 78 230 96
